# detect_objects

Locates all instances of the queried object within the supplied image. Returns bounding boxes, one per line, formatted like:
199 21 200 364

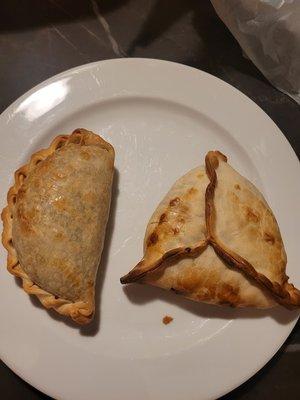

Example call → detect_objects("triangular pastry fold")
121 151 300 308
2 129 114 324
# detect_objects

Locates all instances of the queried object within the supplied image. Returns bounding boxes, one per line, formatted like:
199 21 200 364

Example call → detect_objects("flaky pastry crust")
121 151 300 308
2 128 114 324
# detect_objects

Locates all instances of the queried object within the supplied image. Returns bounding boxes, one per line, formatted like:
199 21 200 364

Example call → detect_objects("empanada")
121 151 300 308
2 129 114 324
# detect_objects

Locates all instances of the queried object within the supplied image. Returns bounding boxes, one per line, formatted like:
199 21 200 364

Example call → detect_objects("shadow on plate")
22 168 120 335
123 282 298 325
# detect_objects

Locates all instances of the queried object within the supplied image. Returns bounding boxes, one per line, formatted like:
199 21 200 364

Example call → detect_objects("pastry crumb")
162 315 173 325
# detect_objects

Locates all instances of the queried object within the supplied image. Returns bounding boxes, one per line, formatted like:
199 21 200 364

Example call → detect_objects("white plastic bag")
210 0 300 103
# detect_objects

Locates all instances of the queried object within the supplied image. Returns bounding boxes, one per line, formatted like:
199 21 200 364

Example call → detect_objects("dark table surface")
1 1 300 399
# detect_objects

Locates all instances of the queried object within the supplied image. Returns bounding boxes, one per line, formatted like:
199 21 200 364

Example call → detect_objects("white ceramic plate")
0 59 299 400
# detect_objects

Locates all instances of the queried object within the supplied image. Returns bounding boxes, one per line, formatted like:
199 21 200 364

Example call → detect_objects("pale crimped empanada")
2 129 114 324
121 151 300 308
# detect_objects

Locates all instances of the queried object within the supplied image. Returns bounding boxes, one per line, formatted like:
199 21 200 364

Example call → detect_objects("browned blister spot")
245 207 260 223
147 232 159 247
159 213 167 224
234 184 241 190
264 232 275 244
182 204 189 214
184 187 198 201
173 227 180 235
169 197 180 207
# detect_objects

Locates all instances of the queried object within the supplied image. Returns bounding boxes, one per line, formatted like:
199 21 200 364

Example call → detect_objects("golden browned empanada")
2 129 114 324
121 151 300 308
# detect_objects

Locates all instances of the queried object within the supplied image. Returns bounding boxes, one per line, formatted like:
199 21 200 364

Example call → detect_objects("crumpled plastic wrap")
210 0 300 103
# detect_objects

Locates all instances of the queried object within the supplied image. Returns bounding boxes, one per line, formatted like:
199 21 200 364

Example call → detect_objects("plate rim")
0 57 299 400
0 57 297 163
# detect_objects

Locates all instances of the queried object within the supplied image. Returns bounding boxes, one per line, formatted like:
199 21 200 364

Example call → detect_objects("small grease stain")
162 315 174 325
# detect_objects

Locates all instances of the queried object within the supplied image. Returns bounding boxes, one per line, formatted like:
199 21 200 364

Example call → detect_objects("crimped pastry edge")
205 151 300 308
1 128 114 325
121 150 300 308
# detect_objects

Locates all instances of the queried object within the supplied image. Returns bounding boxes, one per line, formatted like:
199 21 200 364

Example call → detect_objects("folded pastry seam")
121 150 300 309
